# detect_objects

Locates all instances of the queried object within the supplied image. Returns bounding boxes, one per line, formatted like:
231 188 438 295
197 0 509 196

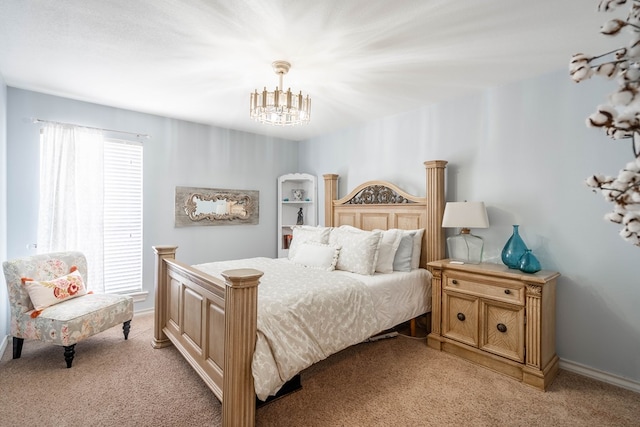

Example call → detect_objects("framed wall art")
175 186 259 227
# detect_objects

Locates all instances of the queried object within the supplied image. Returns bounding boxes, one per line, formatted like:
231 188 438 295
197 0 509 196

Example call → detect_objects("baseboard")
560 358 640 394
134 307 154 316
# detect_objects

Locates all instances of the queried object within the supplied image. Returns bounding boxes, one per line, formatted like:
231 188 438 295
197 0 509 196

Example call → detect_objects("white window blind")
103 139 143 294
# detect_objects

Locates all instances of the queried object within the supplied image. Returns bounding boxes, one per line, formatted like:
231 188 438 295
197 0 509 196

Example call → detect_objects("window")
103 139 143 294
38 125 143 295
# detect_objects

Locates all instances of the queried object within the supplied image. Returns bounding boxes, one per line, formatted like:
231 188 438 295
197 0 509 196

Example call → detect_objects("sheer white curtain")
37 124 105 292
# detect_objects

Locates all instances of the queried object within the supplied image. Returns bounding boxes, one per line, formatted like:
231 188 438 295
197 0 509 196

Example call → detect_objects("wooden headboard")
323 160 447 269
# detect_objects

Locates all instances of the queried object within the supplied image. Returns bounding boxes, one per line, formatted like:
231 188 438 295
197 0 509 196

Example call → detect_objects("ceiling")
0 0 619 141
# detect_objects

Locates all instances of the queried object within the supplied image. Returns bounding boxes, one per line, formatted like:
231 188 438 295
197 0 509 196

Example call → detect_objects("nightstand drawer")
442 291 479 347
480 299 525 362
444 274 524 305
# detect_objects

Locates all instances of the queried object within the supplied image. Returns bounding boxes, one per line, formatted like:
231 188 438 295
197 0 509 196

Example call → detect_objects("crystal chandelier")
250 61 311 126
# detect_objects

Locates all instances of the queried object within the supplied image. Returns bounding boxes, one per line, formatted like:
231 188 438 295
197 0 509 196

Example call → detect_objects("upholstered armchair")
2 251 134 368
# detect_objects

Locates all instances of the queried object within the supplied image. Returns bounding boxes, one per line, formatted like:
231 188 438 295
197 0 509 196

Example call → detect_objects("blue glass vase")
518 249 541 274
501 225 528 269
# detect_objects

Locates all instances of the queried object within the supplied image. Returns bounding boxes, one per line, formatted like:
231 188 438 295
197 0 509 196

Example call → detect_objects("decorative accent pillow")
329 226 382 275
288 225 331 260
291 242 341 271
393 232 414 272
409 228 425 269
22 269 88 313
373 228 403 273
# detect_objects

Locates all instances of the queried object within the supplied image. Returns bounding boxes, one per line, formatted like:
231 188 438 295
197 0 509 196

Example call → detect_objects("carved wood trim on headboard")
323 160 447 269
334 181 424 205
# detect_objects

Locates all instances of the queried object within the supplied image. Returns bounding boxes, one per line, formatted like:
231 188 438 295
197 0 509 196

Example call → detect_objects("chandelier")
250 61 311 126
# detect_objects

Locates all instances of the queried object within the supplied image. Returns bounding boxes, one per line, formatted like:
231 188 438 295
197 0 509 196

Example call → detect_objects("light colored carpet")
1 312 638 426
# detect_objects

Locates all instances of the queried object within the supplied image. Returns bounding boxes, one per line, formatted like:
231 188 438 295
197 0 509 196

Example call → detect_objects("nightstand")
427 259 560 390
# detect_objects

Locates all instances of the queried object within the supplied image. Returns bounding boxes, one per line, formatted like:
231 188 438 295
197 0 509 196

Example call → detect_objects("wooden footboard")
152 246 263 427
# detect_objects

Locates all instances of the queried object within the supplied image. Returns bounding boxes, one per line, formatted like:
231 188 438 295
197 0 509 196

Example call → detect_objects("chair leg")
123 320 131 340
63 344 76 368
12 337 24 359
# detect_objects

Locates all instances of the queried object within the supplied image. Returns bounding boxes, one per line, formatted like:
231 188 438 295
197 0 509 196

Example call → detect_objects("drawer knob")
452 279 458 285
504 289 511 295
457 312 466 321
497 323 507 333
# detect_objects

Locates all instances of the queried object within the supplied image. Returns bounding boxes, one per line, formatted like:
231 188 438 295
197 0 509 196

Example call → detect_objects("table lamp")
442 201 490 264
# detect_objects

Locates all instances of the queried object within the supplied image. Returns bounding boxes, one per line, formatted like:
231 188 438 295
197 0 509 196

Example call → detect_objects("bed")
152 160 447 427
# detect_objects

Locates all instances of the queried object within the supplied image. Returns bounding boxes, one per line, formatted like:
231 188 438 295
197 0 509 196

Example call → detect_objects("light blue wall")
298 69 640 384
6 88 299 313
0 73 7 343
4 69 639 386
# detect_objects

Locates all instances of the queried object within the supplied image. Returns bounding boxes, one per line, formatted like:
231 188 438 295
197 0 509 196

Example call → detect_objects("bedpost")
152 245 177 349
221 268 263 427
323 174 339 227
424 161 447 266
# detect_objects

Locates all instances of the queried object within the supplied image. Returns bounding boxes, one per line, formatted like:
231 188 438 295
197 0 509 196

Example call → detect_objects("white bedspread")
336 268 432 331
194 257 381 401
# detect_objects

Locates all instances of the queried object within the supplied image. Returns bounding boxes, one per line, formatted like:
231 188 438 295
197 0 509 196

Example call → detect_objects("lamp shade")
442 202 489 229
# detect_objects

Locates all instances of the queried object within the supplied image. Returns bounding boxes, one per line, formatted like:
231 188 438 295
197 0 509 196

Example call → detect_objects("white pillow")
288 225 331 260
409 228 425 269
22 269 88 312
329 227 382 275
291 242 340 271
373 229 403 273
393 233 414 272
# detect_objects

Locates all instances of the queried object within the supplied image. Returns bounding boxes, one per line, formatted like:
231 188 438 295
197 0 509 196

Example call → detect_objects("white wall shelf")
277 173 317 258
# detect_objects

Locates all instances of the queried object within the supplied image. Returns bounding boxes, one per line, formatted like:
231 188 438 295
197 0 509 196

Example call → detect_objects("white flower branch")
571 0 640 246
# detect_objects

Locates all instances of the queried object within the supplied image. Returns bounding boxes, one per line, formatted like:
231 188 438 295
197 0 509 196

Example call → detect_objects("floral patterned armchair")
2 251 134 368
